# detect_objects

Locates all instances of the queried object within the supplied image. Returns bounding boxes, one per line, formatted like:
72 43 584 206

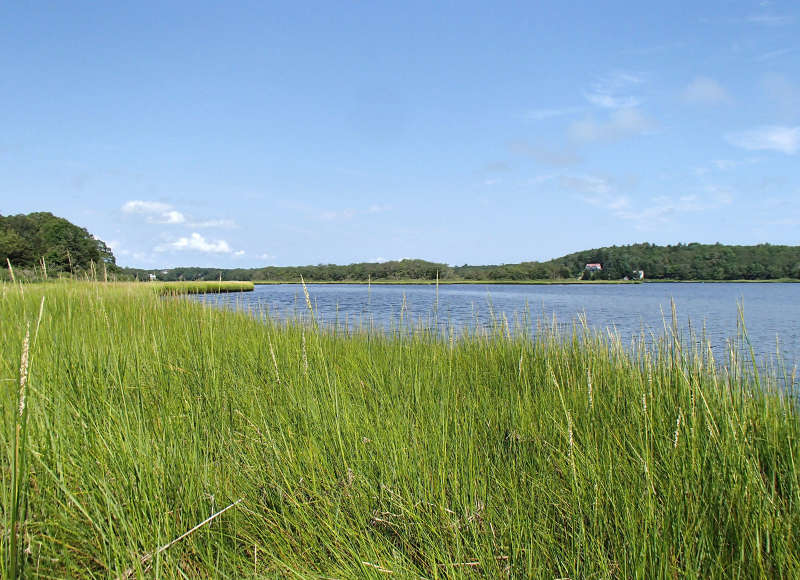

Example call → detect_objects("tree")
0 212 117 274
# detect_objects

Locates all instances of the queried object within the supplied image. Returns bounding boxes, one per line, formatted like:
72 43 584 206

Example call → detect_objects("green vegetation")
0 212 116 278
154 281 254 294
542 242 800 281
0 213 796 283
2 281 798 577
124 243 800 283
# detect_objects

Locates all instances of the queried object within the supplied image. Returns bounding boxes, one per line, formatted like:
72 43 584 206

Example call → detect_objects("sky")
1 1 799 268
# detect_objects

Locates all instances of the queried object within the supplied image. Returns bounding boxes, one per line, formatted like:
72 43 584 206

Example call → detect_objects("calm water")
192 283 800 367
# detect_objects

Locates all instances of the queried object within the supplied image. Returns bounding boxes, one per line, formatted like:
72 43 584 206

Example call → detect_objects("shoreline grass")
153 280 254 294
1 281 798 577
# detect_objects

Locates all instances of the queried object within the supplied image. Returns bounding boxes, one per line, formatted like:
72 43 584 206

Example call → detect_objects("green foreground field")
1 281 798 578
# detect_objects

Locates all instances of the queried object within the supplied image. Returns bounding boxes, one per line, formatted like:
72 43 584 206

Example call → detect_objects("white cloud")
258 252 275 260
122 200 186 224
158 233 234 253
122 200 237 228
234 250 245 256
726 126 799 154
585 93 640 109
162 210 186 224
122 200 170 214
584 71 644 110
569 109 654 143
683 77 730 104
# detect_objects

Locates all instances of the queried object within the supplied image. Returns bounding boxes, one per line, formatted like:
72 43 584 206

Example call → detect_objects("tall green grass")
1 281 798 577
153 281 254 295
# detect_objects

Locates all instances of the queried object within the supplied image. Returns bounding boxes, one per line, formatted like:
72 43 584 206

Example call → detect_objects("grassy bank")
1 282 798 577
153 280 254 294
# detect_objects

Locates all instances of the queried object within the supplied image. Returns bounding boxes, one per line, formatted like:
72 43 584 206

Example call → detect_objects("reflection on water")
191 282 800 367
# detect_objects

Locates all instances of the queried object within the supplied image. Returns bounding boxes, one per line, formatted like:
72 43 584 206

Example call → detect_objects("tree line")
124 243 800 282
2 212 798 282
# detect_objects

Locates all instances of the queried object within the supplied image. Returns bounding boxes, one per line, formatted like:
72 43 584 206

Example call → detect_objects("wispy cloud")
157 232 235 253
190 219 237 228
726 126 799 154
320 209 356 221
526 106 584 121
584 71 644 109
682 76 730 104
318 204 390 221
713 159 737 170
580 193 632 212
752 47 795 63
568 109 654 143
121 200 236 228
579 185 732 228
746 13 793 26
509 141 582 166
558 175 614 194
123 200 186 224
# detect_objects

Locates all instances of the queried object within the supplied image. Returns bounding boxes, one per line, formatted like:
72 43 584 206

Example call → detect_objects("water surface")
192 283 800 367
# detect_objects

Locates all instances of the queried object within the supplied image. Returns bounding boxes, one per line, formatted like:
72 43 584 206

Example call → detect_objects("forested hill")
124 243 800 282
1 215 796 281
538 243 800 281
0 212 116 275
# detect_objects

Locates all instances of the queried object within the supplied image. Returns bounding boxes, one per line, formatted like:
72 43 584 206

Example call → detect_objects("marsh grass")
153 281 254 295
0 281 798 577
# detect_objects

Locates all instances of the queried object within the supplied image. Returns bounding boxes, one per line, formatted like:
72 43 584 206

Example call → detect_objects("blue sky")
1 1 798 268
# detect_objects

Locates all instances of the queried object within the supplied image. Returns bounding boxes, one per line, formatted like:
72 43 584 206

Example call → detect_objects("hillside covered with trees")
0 212 116 276
124 243 800 282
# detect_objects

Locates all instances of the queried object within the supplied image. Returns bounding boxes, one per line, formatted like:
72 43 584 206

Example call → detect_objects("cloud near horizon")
157 232 236 253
